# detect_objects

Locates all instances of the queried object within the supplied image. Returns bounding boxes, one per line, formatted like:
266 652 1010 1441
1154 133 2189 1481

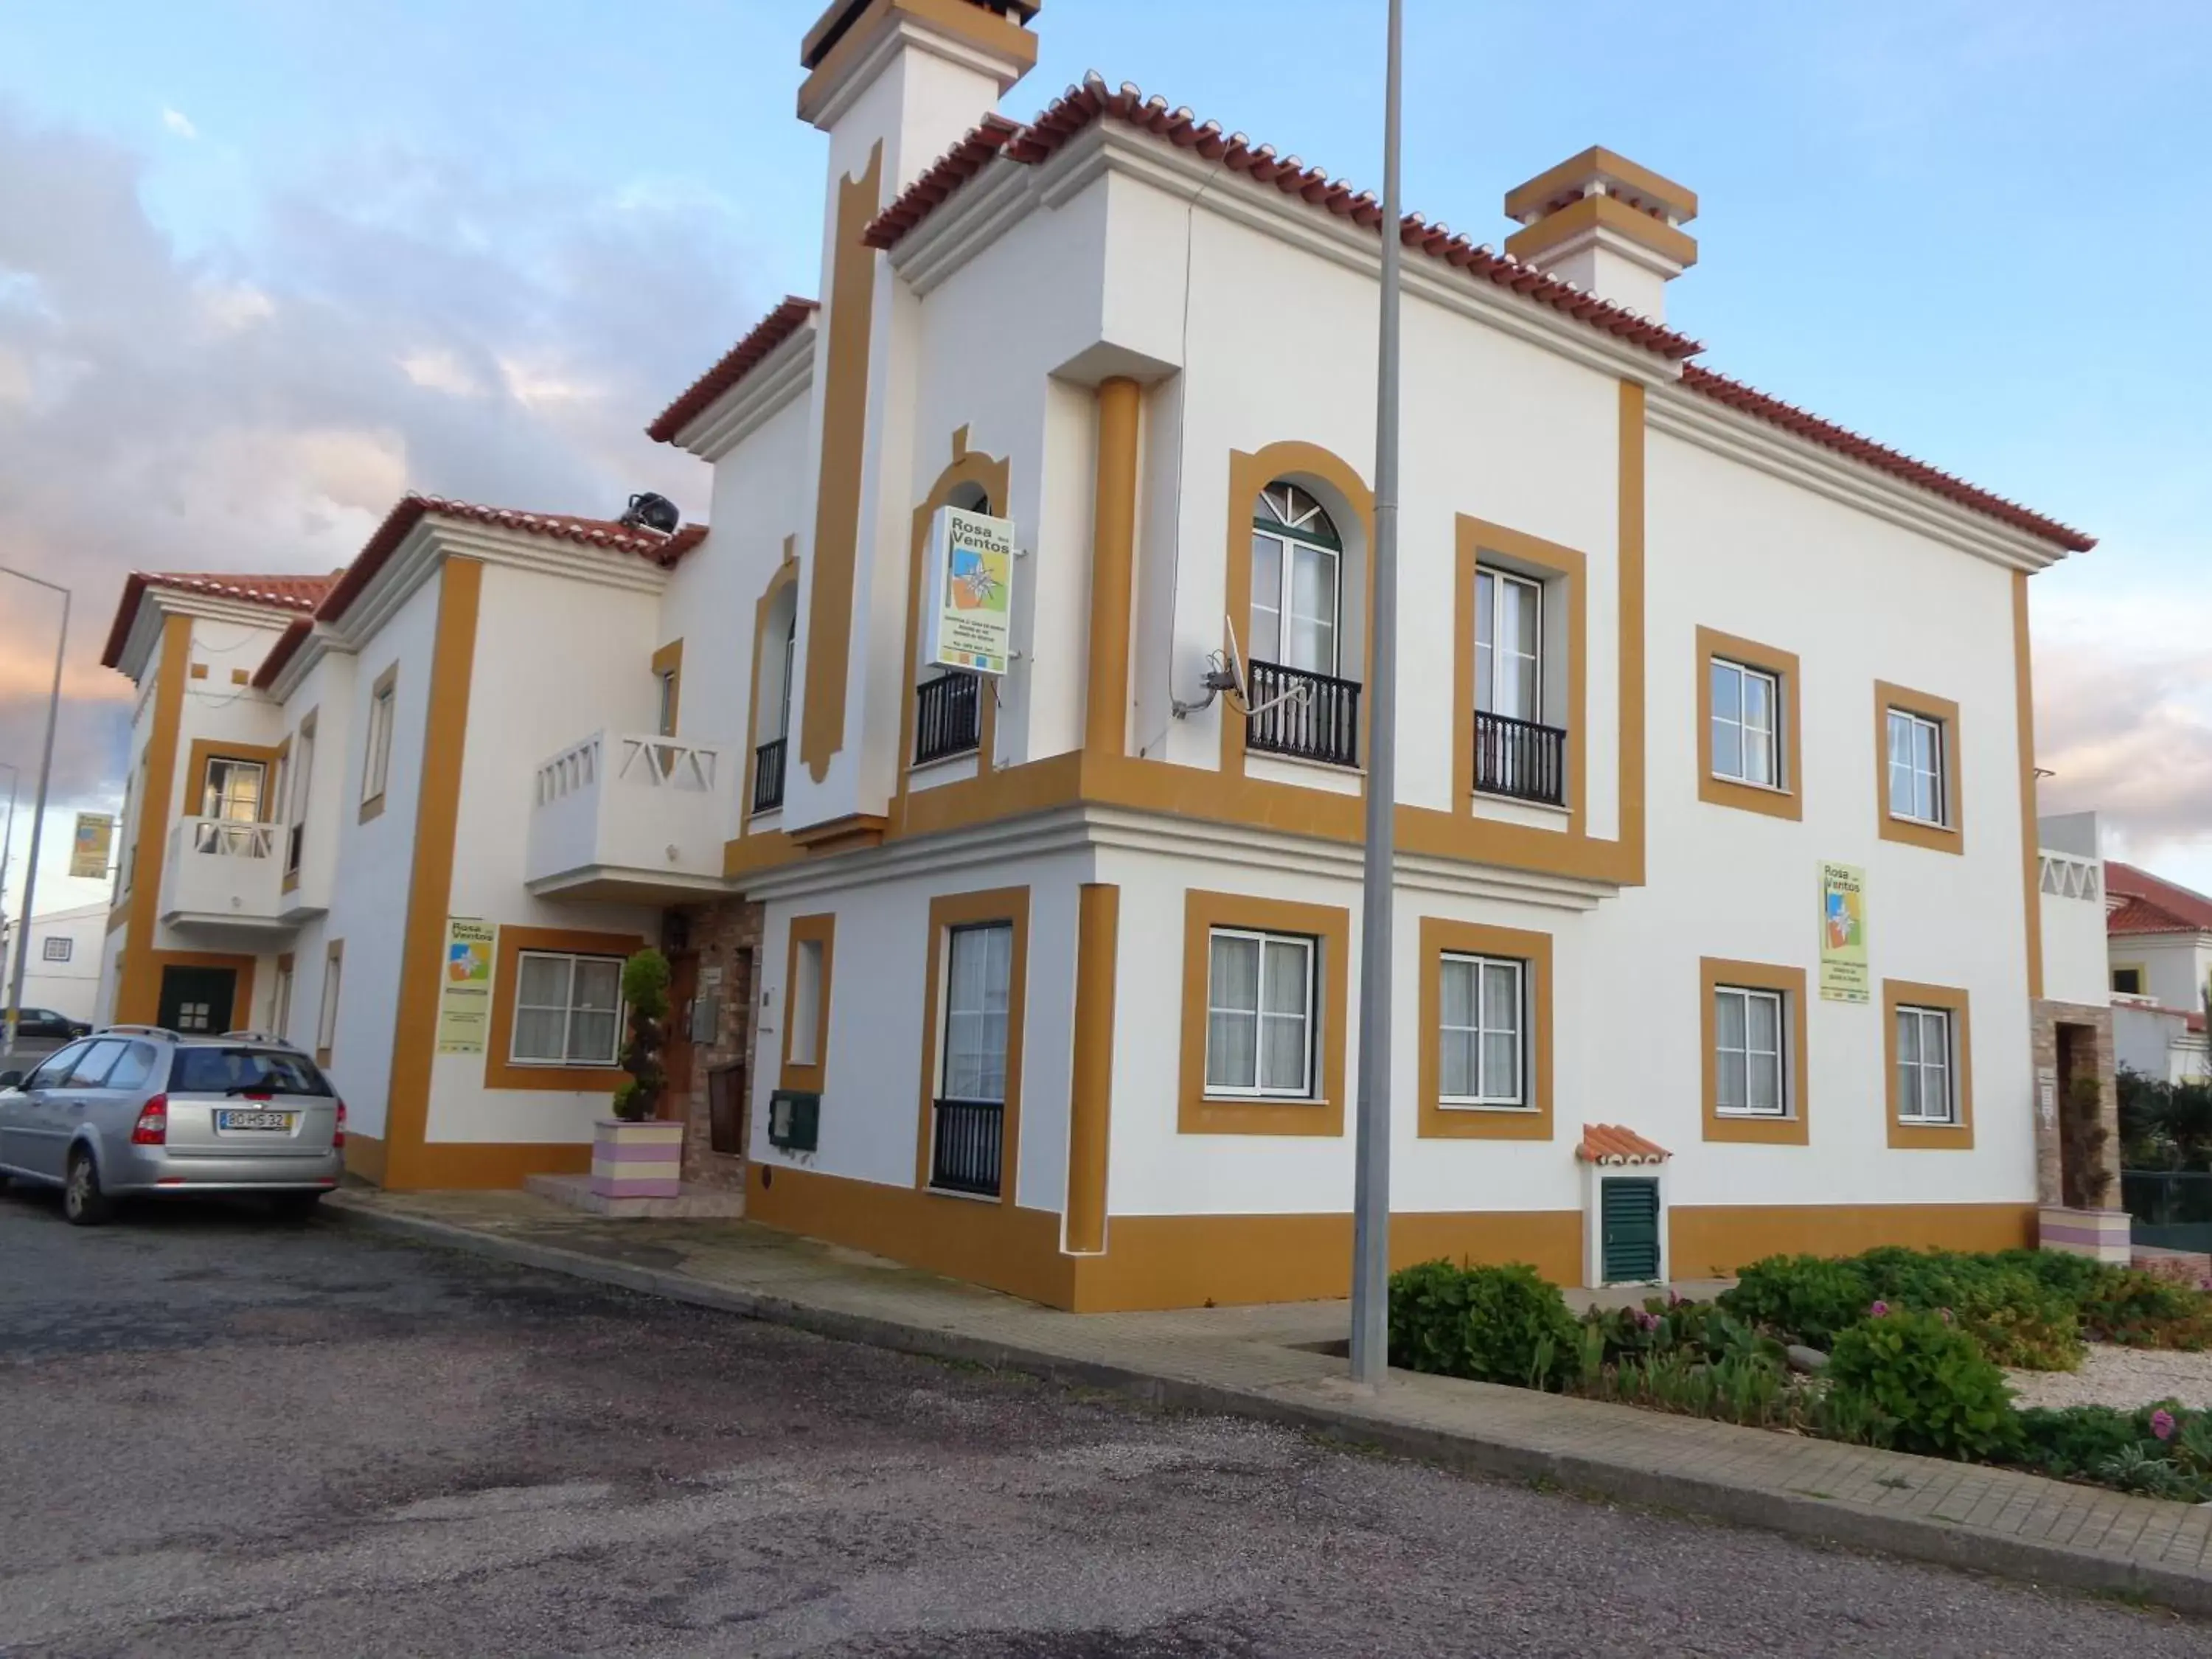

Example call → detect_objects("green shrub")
2013 1404 2145 1480
1990 1247 2125 1308
1825 1310 2020 1461
2078 1272 2212 1350
1388 1260 1579 1390
1850 1248 2081 1371
1718 1255 1872 1346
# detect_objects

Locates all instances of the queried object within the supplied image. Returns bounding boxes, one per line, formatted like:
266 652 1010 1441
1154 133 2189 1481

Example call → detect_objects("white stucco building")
98 0 2108 1307
2 901 109 1024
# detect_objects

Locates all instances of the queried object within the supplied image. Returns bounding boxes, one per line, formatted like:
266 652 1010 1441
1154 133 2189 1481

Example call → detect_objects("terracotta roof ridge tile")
647 295 819 444
860 72 2090 555
1677 365 2094 552
1576 1122 1672 1164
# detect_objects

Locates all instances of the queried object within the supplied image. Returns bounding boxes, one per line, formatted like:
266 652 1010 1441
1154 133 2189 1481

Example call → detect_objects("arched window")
1250 482 1341 676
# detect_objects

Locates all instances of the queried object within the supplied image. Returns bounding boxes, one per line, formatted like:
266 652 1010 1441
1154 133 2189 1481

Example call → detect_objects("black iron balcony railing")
1245 658 1360 769
929 1096 1005 1197
1474 709 1568 807
752 737 787 815
914 672 982 766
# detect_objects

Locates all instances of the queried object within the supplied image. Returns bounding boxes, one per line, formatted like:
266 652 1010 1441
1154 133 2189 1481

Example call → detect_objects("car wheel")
62 1149 112 1226
269 1191 324 1220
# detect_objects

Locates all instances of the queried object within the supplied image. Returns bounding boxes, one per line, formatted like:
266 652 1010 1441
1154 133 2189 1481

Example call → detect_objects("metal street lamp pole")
1349 0 1405 1387
0 762 18 1001
1 569 70 1057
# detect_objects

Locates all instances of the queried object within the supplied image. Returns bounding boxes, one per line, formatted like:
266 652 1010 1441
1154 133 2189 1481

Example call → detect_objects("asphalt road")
0 1189 2202 1658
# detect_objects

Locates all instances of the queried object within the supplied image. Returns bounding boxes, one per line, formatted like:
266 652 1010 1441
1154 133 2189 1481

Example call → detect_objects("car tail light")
332 1097 347 1150
131 1095 169 1145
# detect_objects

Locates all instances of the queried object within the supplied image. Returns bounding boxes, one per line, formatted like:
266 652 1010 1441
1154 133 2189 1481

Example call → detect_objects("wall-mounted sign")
925 505 1015 676
1818 860 1868 1004
69 813 114 880
437 918 497 1054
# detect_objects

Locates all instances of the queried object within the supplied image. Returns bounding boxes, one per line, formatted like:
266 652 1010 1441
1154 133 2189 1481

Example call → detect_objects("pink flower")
1635 1309 1662 1332
1666 1290 1684 1308
1870 1301 1890 1318
2152 1410 2177 1443
1939 1308 1954 1325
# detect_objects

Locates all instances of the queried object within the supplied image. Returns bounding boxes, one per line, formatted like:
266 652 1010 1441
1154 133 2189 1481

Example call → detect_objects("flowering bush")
2012 1401 2212 1501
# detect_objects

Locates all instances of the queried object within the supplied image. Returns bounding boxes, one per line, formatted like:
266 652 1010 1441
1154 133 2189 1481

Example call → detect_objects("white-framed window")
1438 952 1525 1107
1714 985 1787 1116
655 669 678 738
1474 568 1543 722
1204 926 1316 1098
1250 482 1342 677
316 948 344 1062
1886 708 1944 825
1896 1004 1956 1124
41 936 72 963
788 936 825 1067
511 951 624 1066
1711 658 1781 788
203 757 265 822
286 717 316 874
273 960 295 1039
779 610 797 739
362 674 397 804
939 922 1013 1103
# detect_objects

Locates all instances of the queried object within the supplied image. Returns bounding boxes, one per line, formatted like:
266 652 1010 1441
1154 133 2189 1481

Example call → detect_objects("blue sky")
0 0 2206 916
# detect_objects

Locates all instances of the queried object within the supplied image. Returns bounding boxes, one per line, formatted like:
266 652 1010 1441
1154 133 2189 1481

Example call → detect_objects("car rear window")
168 1047 334 1097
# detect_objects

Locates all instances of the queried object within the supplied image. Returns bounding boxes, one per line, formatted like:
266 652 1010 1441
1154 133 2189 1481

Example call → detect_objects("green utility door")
1600 1178 1662 1283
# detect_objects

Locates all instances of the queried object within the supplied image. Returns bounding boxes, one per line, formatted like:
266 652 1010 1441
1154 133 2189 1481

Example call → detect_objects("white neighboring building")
1 901 108 1023
100 0 2111 1309
2104 856 2212 1084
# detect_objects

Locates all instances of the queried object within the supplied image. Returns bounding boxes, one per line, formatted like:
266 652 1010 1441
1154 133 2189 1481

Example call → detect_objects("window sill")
358 793 386 825
1201 1093 1326 1107
1436 1100 1536 1114
909 748 981 775
1711 773 1792 797
923 1183 1001 1204
1471 787 1570 817
1703 1107 1808 1145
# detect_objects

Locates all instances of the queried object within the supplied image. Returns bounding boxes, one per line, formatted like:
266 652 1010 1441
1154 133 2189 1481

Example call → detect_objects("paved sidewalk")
328 1189 2212 1616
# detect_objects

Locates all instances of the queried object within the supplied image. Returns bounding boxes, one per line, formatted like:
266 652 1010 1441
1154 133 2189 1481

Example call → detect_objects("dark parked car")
6 1008 91 1042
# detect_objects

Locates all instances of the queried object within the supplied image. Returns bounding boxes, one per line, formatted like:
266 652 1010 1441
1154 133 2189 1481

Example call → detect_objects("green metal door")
1601 1178 1662 1283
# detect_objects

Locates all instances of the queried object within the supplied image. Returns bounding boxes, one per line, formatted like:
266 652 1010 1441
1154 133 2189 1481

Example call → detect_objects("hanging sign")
1818 861 1868 1004
69 813 115 880
437 918 497 1053
926 505 1015 675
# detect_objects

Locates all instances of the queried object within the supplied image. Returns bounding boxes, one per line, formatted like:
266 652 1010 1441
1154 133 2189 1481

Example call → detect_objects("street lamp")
1349 0 1405 1387
0 568 70 1057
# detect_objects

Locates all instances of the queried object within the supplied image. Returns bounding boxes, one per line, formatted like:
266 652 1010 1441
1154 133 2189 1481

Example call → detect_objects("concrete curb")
328 1200 2212 1618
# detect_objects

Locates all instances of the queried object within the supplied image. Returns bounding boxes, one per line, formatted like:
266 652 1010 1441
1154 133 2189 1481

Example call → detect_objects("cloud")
2034 585 2212 869
161 108 198 141
0 101 768 824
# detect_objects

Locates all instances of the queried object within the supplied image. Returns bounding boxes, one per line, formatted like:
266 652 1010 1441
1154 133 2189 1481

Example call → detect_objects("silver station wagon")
0 1027 345 1224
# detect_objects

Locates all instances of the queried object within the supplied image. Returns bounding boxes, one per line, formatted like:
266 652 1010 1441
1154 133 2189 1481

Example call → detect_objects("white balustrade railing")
161 818 285 923
2039 849 2102 902
526 731 735 890
185 817 277 859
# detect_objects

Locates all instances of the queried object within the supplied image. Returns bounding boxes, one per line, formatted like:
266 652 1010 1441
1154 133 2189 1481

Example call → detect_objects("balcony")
159 818 287 929
914 672 981 767
1474 710 1568 807
928 1096 1005 1198
751 737 787 816
1246 659 1360 769
526 731 736 901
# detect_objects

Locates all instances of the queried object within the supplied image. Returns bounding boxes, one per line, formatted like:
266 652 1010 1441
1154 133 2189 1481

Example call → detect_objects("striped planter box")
2038 1205 2132 1265
590 1118 684 1200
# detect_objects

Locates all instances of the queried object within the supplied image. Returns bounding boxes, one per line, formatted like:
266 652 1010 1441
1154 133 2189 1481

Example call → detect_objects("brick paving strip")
327 1189 2212 1615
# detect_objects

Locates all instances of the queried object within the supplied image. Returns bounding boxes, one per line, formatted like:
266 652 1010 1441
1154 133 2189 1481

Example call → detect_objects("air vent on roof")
620 492 681 535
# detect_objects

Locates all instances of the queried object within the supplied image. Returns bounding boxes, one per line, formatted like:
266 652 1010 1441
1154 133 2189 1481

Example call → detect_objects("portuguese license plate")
217 1109 296 1132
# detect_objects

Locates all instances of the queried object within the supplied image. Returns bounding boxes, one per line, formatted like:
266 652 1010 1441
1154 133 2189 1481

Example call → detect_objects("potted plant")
2039 1073 2130 1263
589 948 684 1200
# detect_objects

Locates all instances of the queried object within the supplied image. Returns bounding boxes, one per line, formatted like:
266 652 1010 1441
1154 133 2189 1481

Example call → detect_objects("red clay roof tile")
1577 1124 1671 1164
647 295 818 445
860 73 2093 555
2106 861 2212 936
101 570 343 668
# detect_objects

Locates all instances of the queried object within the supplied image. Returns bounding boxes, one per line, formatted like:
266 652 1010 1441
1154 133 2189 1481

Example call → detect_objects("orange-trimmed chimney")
1503 147 1697 322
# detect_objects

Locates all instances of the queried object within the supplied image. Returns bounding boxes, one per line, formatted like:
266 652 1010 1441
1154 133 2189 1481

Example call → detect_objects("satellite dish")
1219 614 1249 704
620 491 682 534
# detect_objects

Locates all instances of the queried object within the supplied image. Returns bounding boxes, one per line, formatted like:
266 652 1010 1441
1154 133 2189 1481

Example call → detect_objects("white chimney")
1502 147 1697 322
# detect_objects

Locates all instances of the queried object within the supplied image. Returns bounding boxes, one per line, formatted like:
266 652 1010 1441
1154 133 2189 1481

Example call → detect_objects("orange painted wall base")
344 1133 591 1191
748 1164 2043 1312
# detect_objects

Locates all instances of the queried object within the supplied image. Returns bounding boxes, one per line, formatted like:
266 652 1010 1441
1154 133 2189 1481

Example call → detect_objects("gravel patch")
2008 1343 2212 1411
